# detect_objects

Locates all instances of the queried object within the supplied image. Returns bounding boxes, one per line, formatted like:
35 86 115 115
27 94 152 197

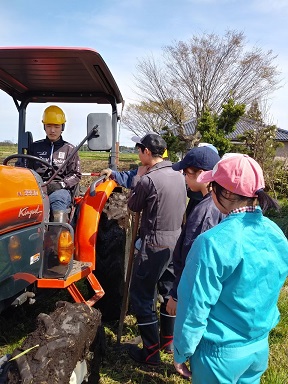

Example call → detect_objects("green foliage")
197 98 245 156
217 98 246 134
236 124 280 168
266 199 288 237
197 109 230 156
246 100 264 123
161 127 186 161
272 163 288 199
234 101 285 197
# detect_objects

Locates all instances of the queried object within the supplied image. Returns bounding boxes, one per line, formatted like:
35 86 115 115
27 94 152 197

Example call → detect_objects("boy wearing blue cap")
166 146 225 379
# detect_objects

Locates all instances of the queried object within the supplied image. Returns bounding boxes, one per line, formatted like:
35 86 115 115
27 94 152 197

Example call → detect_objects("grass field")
0 146 288 383
0 144 138 164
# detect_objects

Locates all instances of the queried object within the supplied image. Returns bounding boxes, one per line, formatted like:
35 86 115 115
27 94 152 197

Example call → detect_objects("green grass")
0 144 139 166
98 314 189 384
98 288 288 384
79 151 138 162
0 144 17 160
0 286 287 383
261 284 288 384
0 147 140 184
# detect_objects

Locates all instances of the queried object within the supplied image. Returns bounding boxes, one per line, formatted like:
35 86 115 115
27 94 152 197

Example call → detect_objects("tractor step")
67 272 104 306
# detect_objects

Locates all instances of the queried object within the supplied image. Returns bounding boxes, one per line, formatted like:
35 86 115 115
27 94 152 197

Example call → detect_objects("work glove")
46 181 65 195
100 168 112 180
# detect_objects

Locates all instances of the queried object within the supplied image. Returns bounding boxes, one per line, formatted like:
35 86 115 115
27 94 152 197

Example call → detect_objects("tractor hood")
0 165 46 235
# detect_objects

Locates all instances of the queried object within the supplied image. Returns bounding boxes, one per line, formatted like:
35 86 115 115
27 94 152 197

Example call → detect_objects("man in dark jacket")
126 133 187 366
29 105 81 222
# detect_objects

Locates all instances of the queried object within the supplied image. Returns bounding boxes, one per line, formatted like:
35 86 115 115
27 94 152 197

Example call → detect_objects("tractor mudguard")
74 179 117 269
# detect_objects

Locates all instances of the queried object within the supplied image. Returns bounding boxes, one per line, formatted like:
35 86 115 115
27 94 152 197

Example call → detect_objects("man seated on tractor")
29 105 81 222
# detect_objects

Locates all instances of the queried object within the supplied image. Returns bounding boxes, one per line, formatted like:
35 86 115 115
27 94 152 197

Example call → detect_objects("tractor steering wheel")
3 154 55 174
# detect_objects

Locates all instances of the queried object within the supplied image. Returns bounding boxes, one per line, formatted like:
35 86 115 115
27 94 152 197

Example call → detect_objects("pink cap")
197 153 265 197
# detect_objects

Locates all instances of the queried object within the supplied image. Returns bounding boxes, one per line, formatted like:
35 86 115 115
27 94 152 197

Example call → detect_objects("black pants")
129 241 175 320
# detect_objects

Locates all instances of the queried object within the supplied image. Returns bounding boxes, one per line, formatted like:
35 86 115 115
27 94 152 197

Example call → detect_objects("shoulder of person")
147 160 172 172
158 160 173 167
62 141 75 149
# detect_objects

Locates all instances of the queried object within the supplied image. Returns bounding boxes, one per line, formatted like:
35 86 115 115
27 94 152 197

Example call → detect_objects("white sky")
0 0 288 146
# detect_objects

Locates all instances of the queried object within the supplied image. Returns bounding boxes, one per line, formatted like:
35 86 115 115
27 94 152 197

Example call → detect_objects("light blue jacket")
111 169 138 189
174 207 288 363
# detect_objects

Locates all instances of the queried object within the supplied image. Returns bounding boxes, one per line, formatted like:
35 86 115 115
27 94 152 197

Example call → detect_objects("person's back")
130 161 186 239
126 133 187 367
198 209 288 343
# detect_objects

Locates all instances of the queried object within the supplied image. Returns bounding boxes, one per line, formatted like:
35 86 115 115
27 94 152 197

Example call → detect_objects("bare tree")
126 30 281 139
122 101 176 137
245 99 275 126
132 57 190 125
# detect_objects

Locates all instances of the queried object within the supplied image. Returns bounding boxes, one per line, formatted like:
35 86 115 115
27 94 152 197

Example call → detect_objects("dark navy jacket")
170 192 225 300
29 136 81 190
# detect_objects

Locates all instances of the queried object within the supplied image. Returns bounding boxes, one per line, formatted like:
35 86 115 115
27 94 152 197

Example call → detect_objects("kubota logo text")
18 205 42 219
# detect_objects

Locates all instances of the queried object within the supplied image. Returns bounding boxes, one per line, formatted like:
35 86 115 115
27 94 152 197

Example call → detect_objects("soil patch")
8 301 103 384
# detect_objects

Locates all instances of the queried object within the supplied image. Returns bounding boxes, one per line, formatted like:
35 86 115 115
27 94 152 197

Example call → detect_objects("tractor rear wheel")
93 189 131 321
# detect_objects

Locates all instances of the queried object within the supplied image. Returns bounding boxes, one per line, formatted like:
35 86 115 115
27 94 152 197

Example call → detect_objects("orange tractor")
0 47 128 321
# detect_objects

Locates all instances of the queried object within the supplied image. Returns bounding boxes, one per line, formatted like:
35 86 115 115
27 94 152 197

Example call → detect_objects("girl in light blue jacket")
173 153 288 384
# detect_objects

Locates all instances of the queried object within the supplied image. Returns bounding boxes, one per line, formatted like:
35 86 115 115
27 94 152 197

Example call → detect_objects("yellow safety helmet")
42 105 66 129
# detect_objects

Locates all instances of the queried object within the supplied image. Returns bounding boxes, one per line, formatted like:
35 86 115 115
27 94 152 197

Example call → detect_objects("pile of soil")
8 301 103 384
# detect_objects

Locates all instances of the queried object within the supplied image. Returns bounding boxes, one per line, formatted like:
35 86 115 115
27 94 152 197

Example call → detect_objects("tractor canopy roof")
0 46 124 106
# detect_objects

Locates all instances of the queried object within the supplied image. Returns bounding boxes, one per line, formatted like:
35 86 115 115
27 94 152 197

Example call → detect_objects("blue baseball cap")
197 142 219 154
172 146 220 171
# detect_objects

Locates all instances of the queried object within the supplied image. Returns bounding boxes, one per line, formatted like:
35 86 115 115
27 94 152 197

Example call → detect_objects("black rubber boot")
122 336 142 346
128 319 161 366
160 312 175 354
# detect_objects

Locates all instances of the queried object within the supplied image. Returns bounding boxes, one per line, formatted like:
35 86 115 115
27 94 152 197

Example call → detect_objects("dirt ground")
79 158 133 235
